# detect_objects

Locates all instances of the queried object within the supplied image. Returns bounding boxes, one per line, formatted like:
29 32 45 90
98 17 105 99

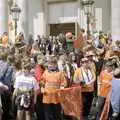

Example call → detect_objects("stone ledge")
47 0 77 3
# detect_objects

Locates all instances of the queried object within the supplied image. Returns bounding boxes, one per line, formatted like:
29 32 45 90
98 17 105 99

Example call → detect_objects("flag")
73 32 85 50
100 92 111 120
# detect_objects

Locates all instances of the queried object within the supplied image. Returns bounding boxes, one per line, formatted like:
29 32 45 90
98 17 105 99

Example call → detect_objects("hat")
95 48 105 56
112 40 120 55
104 50 118 60
82 45 95 52
81 57 88 62
104 50 115 60
105 61 114 67
85 51 95 57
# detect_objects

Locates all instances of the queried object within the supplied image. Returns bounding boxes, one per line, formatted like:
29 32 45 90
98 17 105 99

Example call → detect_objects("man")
0 53 14 120
111 68 120 119
41 56 67 120
74 57 96 119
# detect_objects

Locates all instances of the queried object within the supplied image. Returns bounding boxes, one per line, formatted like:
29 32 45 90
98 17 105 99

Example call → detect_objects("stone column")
0 0 8 35
16 0 29 38
28 0 47 36
39 0 47 36
111 0 120 41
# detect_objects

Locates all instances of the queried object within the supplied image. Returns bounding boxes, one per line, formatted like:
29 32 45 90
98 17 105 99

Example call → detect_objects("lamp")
10 3 21 41
81 0 94 37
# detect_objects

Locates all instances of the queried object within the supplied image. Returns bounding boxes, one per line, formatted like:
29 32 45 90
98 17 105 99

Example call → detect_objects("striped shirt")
14 72 39 91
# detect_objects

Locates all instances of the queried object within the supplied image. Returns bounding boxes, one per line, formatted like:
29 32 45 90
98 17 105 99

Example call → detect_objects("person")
31 43 40 56
13 58 39 120
69 52 78 71
0 81 9 120
96 62 113 120
85 51 96 72
41 56 67 120
12 59 22 119
74 57 96 119
0 52 14 120
35 54 45 120
2 32 9 48
0 95 2 120
57 54 66 72
28 34 34 46
111 68 120 119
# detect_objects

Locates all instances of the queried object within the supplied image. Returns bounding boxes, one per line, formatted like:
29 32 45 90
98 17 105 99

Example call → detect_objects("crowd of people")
0 30 120 120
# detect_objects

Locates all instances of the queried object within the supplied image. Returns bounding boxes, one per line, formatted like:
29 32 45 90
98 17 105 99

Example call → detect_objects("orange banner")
58 86 83 120
74 32 84 50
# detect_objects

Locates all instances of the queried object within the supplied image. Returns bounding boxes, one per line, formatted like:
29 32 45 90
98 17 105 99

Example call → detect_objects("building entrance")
50 23 75 36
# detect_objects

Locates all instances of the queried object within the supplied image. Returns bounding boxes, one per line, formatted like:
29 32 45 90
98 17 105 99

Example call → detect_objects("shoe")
112 112 119 117
87 115 96 120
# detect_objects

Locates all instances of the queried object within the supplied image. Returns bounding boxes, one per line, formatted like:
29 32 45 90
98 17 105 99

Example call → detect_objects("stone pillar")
16 0 29 38
28 0 47 36
36 0 47 36
0 0 8 35
43 0 48 36
111 0 120 41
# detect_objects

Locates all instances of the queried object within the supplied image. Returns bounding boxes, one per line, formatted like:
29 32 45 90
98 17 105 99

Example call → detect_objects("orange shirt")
99 70 112 98
42 70 67 104
73 67 96 92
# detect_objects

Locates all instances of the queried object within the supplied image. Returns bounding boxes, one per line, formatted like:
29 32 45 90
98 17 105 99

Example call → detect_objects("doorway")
50 23 75 36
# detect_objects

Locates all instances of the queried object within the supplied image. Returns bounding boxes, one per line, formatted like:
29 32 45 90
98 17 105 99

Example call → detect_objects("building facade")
0 0 119 41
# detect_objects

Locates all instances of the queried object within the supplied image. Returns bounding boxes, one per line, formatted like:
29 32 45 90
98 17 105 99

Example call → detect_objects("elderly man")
74 57 96 119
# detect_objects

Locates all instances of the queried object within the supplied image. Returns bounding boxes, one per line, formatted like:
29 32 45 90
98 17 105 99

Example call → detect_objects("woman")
41 56 67 120
13 58 39 120
73 57 96 119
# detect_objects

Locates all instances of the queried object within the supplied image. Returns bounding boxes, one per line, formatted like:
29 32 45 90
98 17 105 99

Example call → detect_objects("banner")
100 92 111 120
58 86 83 120
73 32 85 50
